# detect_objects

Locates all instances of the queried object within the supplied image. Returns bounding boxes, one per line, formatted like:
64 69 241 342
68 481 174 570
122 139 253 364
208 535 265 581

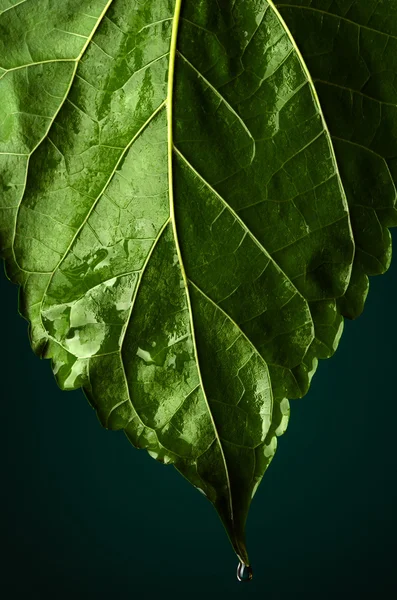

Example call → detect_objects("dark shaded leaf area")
0 0 395 565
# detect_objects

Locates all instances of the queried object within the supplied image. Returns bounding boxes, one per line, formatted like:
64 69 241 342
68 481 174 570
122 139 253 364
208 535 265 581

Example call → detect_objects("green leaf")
276 0 397 317
0 0 395 570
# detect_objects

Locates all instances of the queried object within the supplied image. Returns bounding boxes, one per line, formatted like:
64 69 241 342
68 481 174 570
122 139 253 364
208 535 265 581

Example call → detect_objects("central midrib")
166 0 238 558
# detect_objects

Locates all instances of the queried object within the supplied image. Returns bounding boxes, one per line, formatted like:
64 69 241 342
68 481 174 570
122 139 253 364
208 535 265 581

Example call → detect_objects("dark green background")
1 231 396 599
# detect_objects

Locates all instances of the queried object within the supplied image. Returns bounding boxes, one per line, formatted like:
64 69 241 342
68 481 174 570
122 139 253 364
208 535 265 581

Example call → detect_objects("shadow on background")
1 230 396 600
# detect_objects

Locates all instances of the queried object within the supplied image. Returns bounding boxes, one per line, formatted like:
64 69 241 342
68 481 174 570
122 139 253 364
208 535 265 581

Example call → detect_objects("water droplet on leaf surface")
237 562 253 582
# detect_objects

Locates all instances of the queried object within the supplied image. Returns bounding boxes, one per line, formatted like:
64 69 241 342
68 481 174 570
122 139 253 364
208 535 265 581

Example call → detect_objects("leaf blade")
276 0 397 317
1 0 395 568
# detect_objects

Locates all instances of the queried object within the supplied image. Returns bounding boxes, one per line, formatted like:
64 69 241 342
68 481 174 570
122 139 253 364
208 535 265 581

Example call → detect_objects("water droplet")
236 562 253 582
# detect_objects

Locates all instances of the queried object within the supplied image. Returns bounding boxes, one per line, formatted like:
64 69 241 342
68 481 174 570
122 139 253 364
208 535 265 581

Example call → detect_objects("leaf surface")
0 0 394 567
276 0 397 316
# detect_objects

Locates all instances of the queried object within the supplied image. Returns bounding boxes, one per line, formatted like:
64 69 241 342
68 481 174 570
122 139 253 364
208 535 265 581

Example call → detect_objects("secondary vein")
10 0 116 276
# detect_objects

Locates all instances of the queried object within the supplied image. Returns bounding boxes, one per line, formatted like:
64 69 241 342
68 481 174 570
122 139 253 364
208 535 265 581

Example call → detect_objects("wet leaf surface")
0 0 395 566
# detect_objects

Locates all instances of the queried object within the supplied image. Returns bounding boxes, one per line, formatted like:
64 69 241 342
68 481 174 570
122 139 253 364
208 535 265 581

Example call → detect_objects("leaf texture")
0 0 395 567
276 0 397 316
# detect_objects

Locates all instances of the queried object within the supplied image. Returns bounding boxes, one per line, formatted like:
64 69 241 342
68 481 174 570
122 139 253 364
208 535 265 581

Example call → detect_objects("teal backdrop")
1 230 396 599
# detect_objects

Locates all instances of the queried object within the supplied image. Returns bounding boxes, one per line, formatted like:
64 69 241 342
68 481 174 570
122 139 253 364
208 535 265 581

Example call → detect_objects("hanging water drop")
236 561 253 582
